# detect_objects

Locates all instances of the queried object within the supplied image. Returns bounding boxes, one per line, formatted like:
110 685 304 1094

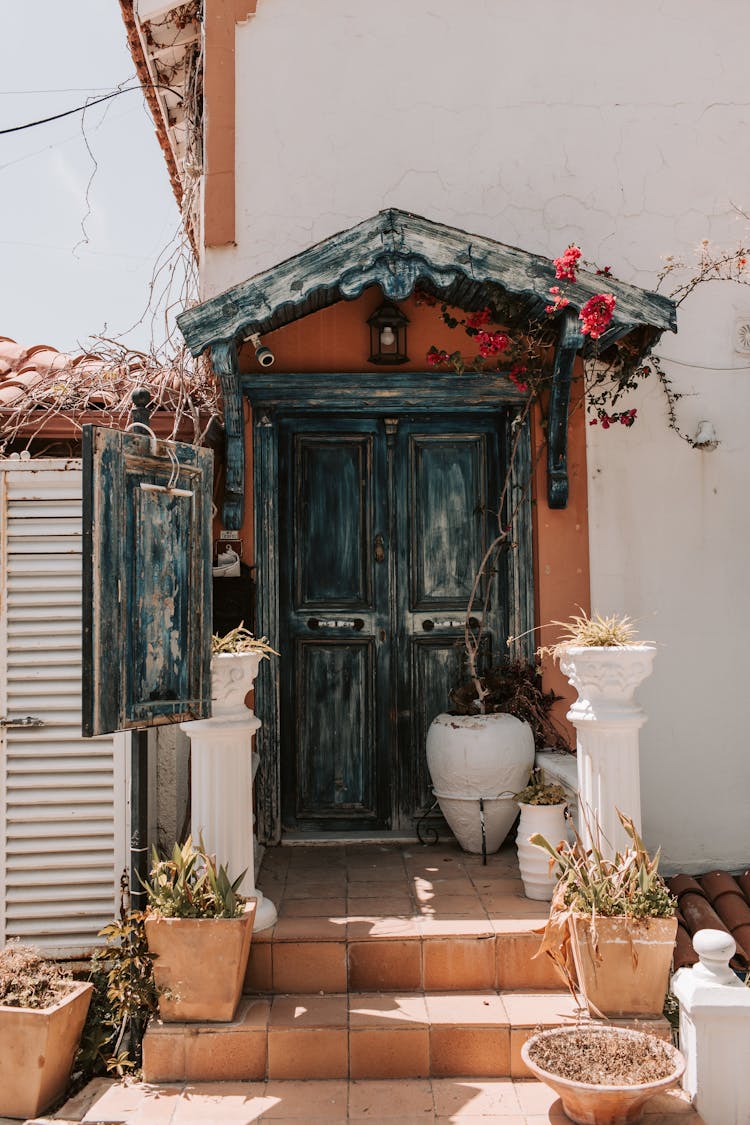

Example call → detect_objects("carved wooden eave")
177 209 677 524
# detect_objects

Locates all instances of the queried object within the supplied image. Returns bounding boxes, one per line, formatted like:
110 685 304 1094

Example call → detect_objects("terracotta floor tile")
422 936 496 990
347 917 421 940
252 1079 350 1118
141 1026 187 1082
512 1077 563 1114
170 1084 270 1122
77 1081 181 1121
348 993 429 1028
267 1027 348 1079
501 990 581 1027
183 1023 268 1082
283 882 346 901
347 1077 435 1118
269 993 348 1028
424 992 508 1026
278 896 347 918
496 933 563 990
431 1077 522 1117
418 919 495 938
245 940 273 991
430 1027 510 1077
348 938 423 990
272 940 347 993
349 1027 430 1078
271 916 347 941
347 895 415 915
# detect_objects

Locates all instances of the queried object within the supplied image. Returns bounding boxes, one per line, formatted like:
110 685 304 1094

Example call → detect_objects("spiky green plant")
143 837 246 919
530 810 675 919
540 610 647 661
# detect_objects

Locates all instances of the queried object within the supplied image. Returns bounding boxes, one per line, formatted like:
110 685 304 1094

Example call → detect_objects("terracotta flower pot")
145 898 257 1022
0 980 93 1119
569 913 678 1018
521 1025 685 1125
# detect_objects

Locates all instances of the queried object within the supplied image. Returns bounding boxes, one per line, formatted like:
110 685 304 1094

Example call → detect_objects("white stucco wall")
205 0 750 871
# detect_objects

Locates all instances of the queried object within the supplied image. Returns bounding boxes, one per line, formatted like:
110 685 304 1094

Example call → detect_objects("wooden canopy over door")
246 371 535 844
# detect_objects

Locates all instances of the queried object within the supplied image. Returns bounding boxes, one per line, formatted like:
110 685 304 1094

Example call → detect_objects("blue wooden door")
279 413 505 832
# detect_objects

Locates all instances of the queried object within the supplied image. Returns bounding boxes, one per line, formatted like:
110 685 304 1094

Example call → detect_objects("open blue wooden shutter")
82 426 213 736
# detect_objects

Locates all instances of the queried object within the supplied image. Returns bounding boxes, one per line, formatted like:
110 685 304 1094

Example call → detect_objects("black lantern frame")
367 300 409 365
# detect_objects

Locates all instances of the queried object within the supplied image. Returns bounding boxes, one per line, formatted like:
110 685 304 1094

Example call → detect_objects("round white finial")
693 928 737 983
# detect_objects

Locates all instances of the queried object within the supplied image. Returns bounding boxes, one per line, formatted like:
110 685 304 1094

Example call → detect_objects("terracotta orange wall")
224 290 589 729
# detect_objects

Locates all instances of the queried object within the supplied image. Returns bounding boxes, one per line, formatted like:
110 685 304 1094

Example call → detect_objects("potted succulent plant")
426 659 567 855
532 810 677 1018
514 767 569 900
521 1024 685 1125
143 836 257 1022
0 943 93 1119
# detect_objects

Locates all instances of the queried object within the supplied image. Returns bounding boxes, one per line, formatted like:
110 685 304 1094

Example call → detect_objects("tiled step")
142 989 671 1083
245 918 562 994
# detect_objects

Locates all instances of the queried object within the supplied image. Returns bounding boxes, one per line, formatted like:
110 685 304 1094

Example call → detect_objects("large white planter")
558 644 656 858
516 801 568 900
426 712 534 854
181 651 277 930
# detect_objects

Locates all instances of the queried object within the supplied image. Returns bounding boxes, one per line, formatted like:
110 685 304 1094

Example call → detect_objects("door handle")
374 533 385 564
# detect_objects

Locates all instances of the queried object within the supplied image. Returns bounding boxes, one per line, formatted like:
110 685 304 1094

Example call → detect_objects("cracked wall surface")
202 0 750 871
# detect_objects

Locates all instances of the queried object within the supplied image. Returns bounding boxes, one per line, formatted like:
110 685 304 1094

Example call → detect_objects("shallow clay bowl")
521 1025 686 1125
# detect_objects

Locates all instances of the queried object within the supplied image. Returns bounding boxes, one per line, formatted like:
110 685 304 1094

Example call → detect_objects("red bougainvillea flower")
580 293 616 339
545 289 570 315
508 364 528 392
466 307 492 330
476 330 510 357
553 244 581 282
426 347 450 366
620 408 637 426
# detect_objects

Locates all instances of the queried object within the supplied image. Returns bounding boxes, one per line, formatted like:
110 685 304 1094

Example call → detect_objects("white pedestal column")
558 645 656 857
180 653 277 931
672 929 750 1125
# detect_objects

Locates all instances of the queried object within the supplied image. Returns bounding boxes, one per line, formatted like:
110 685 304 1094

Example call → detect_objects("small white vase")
426 713 535 854
210 651 262 718
516 801 567 900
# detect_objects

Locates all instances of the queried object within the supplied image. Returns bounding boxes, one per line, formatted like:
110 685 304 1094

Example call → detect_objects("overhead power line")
0 83 182 137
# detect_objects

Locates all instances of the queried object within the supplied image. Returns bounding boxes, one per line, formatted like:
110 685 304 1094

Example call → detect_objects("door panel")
295 436 373 609
396 420 505 826
280 419 388 831
409 435 489 607
279 413 506 833
295 638 376 820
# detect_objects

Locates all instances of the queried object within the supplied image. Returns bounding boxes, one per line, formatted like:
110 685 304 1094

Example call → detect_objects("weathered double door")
279 413 507 833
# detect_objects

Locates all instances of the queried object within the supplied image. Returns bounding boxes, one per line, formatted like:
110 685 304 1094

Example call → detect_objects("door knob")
374 533 385 564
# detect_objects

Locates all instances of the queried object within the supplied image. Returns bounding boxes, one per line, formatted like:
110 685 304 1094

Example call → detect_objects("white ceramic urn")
516 801 568 900
426 712 535 854
210 651 262 717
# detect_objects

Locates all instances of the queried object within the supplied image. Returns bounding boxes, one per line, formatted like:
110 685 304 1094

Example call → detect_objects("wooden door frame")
243 371 535 844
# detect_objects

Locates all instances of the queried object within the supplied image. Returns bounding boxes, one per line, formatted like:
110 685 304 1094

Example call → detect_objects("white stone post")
558 645 656 857
180 652 277 931
672 929 750 1125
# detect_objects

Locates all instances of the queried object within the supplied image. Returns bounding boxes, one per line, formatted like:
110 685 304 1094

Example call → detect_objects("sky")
0 1 183 355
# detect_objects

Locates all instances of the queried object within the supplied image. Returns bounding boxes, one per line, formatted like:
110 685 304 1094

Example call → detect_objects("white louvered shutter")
0 459 128 956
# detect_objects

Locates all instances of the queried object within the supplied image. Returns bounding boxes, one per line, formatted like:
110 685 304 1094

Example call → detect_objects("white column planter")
516 801 568 900
426 713 534 854
558 645 656 857
180 652 277 931
672 929 750 1125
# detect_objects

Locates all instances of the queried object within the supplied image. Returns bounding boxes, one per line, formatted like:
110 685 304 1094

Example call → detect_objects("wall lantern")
367 301 409 365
